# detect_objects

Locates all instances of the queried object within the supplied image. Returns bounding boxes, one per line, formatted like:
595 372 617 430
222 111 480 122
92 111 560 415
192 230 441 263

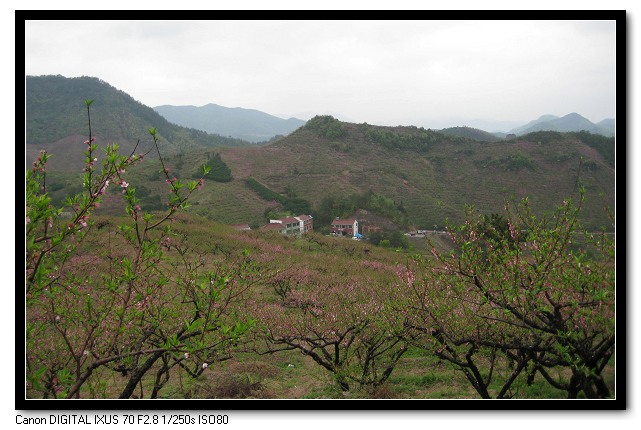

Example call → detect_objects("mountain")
26 75 251 171
508 115 560 135
509 113 615 137
154 104 306 143
595 118 616 136
437 126 501 142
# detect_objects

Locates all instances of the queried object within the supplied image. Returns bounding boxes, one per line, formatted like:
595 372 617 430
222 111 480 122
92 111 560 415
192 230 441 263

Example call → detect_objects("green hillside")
25 75 250 171
437 126 502 142
216 117 615 231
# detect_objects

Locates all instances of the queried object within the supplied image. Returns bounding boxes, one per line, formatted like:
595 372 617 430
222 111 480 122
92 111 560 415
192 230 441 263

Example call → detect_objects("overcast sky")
25 19 616 131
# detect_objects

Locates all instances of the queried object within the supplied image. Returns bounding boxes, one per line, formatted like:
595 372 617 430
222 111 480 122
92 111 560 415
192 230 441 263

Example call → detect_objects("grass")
91 341 616 400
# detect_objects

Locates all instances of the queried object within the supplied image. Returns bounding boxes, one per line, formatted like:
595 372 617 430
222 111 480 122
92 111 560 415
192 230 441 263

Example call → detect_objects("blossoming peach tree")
25 100 255 399
252 275 408 392
400 191 615 398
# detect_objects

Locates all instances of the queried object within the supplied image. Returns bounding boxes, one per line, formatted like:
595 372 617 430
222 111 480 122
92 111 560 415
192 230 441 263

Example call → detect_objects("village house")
331 217 359 237
263 215 314 236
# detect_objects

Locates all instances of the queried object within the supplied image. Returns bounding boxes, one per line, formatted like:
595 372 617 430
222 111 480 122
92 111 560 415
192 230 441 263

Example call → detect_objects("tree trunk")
119 351 164 399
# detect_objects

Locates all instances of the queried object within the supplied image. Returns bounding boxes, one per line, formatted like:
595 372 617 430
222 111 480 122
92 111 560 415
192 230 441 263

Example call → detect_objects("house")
297 214 314 234
331 218 359 237
263 215 313 236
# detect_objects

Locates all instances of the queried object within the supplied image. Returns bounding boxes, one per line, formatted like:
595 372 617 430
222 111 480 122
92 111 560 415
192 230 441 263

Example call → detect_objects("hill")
123 115 613 232
508 114 559 135
25 75 251 171
154 103 306 143
509 113 615 137
437 126 501 142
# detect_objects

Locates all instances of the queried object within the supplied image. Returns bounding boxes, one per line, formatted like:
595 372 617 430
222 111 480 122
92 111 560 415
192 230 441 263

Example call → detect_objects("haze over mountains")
154 104 306 143
154 103 615 143
505 113 615 137
25 75 616 232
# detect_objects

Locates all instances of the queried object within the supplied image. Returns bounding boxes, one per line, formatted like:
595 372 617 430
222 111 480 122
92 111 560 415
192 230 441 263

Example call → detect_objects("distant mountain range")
154 104 307 143
506 113 615 137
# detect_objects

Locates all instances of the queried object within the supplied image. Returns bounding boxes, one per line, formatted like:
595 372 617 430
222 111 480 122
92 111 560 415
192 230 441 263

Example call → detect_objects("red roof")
262 223 285 230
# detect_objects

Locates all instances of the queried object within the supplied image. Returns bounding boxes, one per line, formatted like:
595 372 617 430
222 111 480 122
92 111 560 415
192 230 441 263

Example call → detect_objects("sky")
11 2 634 429
24 19 617 131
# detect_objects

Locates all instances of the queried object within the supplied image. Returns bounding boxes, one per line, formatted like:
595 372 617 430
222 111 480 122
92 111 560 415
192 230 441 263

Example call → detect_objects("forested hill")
437 126 502 142
25 75 250 160
206 116 615 231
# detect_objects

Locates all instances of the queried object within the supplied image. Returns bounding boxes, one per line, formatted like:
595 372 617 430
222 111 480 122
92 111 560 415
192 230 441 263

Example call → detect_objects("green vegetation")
437 126 501 142
520 130 566 144
244 177 312 220
361 123 447 152
313 190 410 248
571 131 616 167
26 75 250 150
244 177 287 204
304 115 347 139
196 153 233 182
479 151 537 171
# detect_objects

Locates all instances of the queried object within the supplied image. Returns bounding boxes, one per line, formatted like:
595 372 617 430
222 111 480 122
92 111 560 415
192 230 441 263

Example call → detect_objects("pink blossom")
508 221 517 240
121 181 129 189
